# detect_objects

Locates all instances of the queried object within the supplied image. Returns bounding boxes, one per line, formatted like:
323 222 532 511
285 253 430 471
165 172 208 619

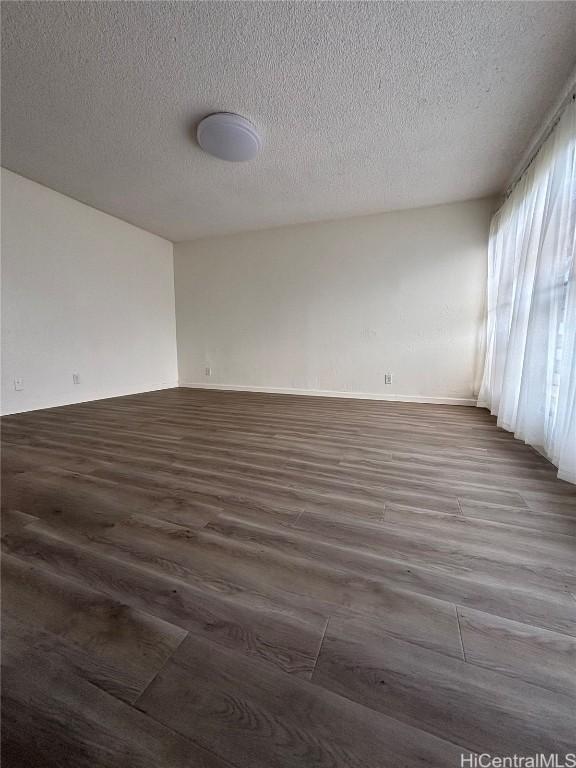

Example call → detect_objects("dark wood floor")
2 387 575 767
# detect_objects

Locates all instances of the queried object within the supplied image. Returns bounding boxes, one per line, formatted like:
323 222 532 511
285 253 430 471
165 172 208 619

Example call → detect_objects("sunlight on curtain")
478 98 576 483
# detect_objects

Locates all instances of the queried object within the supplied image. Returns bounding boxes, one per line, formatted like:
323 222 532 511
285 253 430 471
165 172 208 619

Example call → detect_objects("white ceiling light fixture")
197 112 262 162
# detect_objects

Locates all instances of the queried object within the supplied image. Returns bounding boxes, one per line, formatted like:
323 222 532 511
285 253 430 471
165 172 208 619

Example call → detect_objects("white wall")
1 169 178 414
175 198 494 405
1 172 493 413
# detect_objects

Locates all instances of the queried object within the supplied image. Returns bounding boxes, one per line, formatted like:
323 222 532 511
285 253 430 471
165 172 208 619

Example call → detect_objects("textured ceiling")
2 1 576 242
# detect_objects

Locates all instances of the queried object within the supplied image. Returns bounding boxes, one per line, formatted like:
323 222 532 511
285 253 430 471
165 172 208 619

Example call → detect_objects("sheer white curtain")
478 98 576 483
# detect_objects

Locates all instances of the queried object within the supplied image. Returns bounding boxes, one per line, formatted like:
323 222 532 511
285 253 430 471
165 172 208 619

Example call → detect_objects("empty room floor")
1 387 575 767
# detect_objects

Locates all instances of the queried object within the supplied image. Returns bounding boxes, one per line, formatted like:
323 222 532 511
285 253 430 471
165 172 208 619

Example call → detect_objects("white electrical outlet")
72 373 80 385
384 373 392 385
14 377 24 391
205 367 212 377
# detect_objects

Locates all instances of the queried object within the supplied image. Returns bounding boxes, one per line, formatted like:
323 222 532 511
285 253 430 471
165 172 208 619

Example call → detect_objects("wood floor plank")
204 510 576 636
2 387 575 766
10 508 465 659
457 606 576 697
382 503 576 553
2 464 225 530
14 472 302 535
1 441 102 476
3 524 329 679
2 613 165 706
524 492 576 516
2 552 187 703
459 498 576 536
1 638 230 768
311 613 575 756
291 506 576 580
136 632 466 768
0 508 38 533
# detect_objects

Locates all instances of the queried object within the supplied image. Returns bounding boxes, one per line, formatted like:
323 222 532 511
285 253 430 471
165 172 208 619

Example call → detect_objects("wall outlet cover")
72 373 80 385
384 373 392 385
14 377 24 391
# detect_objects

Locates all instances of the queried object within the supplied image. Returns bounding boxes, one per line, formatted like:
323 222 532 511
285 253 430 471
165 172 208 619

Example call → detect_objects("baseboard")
179 381 477 407
1 381 179 416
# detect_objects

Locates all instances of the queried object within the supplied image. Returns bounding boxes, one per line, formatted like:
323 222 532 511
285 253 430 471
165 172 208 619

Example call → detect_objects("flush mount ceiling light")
197 113 262 162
